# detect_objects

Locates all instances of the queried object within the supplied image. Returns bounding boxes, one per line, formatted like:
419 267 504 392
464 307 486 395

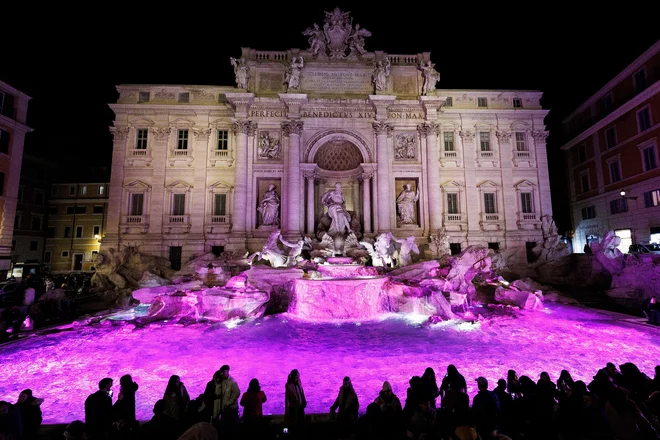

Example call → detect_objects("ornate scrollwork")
496 131 512 142
282 120 304 136
372 121 391 136
110 127 130 141
459 130 475 142
231 120 253 135
151 127 171 141
532 130 549 142
193 128 212 141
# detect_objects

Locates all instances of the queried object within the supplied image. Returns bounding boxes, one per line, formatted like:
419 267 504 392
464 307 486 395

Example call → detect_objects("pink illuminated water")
1 303 659 424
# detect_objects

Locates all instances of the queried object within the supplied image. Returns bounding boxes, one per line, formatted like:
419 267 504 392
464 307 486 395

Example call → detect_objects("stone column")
305 173 315 235
373 121 392 232
361 172 373 234
102 127 130 250
532 131 553 216
421 122 442 231
231 120 251 235
283 120 304 238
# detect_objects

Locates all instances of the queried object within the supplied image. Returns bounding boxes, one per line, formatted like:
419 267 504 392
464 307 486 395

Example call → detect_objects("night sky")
2 4 658 232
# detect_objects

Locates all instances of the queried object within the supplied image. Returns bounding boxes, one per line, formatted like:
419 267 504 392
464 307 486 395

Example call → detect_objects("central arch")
304 129 373 163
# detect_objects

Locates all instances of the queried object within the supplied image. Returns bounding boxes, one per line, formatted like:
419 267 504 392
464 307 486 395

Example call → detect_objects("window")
580 172 590 193
484 193 496 213
62 251 69 258
34 190 44 205
479 132 490 151
634 68 647 94
130 193 144 216
136 129 148 149
93 225 101 236
637 107 652 132
445 97 453 107
64 226 71 238
0 171 4 196
605 126 617 149
610 198 628 214
172 194 186 215
46 227 55 238
178 92 190 103
642 145 658 171
520 192 533 213
81 186 87 195
450 243 461 255
217 130 229 150
76 226 83 238
99 185 105 195
609 160 621 183
515 132 526 151
44 251 51 263
69 185 76 195
169 246 182 271
447 193 459 214
48 206 56 215
444 132 454 151
478 97 487 107
0 128 9 155
211 246 224 257
75 206 86 214
66 206 75 214
512 98 522 108
599 93 613 116
31 216 42 231
138 91 150 102
488 242 500 250
93 205 105 214
214 194 227 216
177 129 189 150
578 144 587 163
644 190 660 208
29 241 38 251
581 206 596 220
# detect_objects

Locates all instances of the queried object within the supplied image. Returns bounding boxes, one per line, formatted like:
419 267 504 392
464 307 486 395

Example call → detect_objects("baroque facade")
561 40 660 253
103 9 551 267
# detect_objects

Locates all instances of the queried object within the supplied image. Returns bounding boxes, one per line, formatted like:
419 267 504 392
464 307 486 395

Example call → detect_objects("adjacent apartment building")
45 180 109 273
0 80 32 279
102 8 552 269
561 40 660 253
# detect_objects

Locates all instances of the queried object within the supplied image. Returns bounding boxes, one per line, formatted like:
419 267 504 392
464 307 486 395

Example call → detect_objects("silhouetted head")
447 365 458 376
166 375 181 394
248 378 261 393
99 378 113 391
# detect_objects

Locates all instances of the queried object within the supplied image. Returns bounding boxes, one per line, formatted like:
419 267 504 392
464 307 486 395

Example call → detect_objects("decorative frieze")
191 89 216 102
154 89 175 101
394 133 417 160
257 131 282 159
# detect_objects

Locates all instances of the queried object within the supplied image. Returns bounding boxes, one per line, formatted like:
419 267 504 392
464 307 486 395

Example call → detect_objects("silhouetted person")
16 389 43 440
139 399 180 440
85 377 113 440
0 400 23 440
112 374 139 437
472 377 500 440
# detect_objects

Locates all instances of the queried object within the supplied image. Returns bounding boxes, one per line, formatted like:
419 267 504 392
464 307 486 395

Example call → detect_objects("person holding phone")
84 377 113 440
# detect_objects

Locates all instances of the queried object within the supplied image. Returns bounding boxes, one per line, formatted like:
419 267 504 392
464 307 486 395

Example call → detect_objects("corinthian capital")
193 128 212 141
231 119 253 135
496 131 512 142
372 121 392 136
282 120 304 136
417 122 440 137
109 126 130 141
152 127 171 141
459 130 475 142
532 130 549 142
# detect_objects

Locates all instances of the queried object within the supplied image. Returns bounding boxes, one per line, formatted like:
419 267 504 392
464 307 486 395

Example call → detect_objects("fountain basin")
317 263 379 279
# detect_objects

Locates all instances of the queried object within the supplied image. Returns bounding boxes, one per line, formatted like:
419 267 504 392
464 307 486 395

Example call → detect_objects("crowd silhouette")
1 362 660 440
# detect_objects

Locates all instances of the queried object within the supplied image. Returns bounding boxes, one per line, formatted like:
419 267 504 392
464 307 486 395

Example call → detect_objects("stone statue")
257 184 280 226
429 230 450 258
396 184 420 225
284 56 304 91
321 182 352 236
322 7 354 58
418 60 440 96
230 57 249 89
375 232 396 267
258 132 281 159
372 57 390 92
303 23 327 57
391 235 420 267
247 230 287 268
347 23 371 56
279 235 311 267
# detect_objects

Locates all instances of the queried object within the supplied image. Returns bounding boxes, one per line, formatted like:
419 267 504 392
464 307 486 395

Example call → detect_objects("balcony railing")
213 149 230 158
479 151 494 158
445 213 463 222
442 151 458 159
514 150 531 159
519 212 538 221
122 215 148 224
167 215 190 224
129 149 149 157
482 213 500 222
209 215 230 224
171 149 190 157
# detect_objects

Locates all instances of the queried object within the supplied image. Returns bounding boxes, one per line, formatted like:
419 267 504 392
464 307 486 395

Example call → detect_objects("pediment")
128 117 156 128
514 179 536 189
477 180 499 188
170 117 195 128
441 180 463 189
510 121 530 131
208 180 233 190
166 180 193 190
124 180 151 190
474 122 495 131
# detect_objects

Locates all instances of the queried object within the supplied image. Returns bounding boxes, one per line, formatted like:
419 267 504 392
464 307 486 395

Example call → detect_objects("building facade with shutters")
0 80 32 279
102 10 552 269
561 40 660 253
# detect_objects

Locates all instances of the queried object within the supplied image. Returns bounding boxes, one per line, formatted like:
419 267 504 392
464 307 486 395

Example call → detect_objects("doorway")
73 253 84 271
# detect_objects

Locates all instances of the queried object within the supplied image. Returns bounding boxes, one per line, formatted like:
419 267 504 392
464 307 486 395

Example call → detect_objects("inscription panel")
302 69 372 93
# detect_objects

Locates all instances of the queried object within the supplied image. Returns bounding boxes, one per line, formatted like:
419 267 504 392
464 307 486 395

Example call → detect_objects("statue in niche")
396 184 420 225
321 183 353 236
284 56 304 91
346 23 371 56
257 184 280 226
230 57 249 89
303 23 327 57
372 57 390 92
391 235 420 267
394 134 416 160
247 230 287 268
258 132 281 159
418 60 440 96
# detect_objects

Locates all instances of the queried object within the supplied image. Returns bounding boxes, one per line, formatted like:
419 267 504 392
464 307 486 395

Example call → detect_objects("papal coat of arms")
303 8 372 59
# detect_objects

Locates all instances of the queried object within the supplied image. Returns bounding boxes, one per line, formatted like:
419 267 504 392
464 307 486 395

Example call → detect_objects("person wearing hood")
112 374 139 435
373 381 404 439
16 389 43 440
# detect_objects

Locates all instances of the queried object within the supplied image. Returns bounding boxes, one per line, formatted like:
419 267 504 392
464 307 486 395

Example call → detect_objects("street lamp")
620 190 638 200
